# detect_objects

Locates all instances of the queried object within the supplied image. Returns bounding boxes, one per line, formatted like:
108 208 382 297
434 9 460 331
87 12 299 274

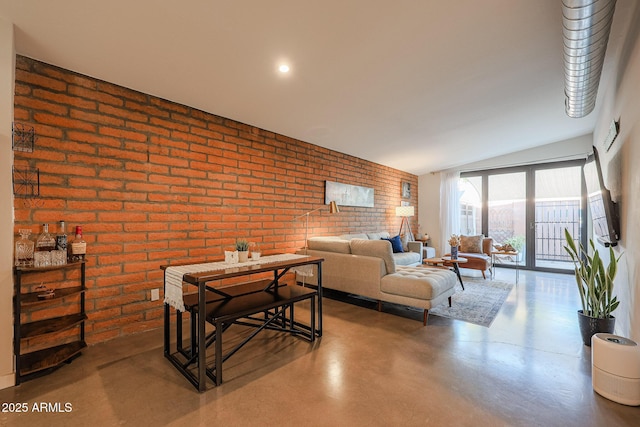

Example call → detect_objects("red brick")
15 95 69 115
34 62 97 89
99 169 147 182
149 96 189 113
34 88 97 110
170 112 207 128
148 153 189 168
98 190 148 201
124 100 169 118
16 68 67 92
169 148 206 162
126 120 171 137
67 130 121 147
70 108 123 126
149 116 189 132
99 103 148 122
125 182 171 193
68 84 124 106
68 177 123 190
170 130 207 145
97 146 148 162
67 153 122 168
67 200 124 211
99 126 148 142
39 161 96 177
98 211 148 222
33 112 97 132
95 293 146 310
168 167 207 179
97 81 148 103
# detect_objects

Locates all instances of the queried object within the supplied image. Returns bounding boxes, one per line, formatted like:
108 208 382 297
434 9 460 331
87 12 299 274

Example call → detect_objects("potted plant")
235 238 250 262
563 229 621 346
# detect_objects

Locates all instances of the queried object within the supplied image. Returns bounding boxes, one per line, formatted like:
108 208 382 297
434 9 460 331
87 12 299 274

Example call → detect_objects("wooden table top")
161 255 324 285
441 256 468 263
423 256 468 264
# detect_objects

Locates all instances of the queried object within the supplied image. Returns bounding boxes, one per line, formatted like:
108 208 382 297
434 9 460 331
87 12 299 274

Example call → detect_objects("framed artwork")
401 181 411 199
325 181 374 207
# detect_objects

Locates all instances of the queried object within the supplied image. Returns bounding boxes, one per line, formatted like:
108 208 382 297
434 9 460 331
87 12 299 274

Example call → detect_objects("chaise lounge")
297 233 457 325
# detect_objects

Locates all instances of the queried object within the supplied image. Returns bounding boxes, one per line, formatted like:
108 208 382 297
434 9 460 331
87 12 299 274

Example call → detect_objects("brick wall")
13 56 419 346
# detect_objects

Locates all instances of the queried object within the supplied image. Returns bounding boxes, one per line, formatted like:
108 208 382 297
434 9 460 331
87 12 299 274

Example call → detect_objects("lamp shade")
395 206 414 217
329 201 340 214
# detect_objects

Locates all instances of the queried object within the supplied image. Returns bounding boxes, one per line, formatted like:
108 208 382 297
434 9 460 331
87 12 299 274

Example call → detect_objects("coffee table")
423 257 467 290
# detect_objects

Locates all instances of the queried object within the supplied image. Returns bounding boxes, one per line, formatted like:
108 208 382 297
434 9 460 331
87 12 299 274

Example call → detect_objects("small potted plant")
564 229 621 346
235 238 250 262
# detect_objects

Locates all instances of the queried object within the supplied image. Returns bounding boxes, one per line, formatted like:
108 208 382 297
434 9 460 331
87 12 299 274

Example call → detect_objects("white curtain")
439 170 461 254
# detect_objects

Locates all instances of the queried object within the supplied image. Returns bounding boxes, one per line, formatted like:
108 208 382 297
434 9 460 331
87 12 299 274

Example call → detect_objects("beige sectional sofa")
297 232 457 325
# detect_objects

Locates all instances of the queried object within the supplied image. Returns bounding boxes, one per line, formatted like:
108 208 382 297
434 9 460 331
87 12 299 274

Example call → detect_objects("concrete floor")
1 268 639 426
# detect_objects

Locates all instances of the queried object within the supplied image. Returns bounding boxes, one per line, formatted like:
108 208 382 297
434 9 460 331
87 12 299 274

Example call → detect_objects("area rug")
427 277 514 327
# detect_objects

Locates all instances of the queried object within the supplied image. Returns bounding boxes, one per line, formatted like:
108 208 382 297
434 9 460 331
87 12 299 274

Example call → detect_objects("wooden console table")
161 254 323 392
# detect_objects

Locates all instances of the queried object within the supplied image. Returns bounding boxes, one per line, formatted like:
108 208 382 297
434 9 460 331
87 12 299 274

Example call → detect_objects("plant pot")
577 310 615 346
238 251 249 263
450 246 458 259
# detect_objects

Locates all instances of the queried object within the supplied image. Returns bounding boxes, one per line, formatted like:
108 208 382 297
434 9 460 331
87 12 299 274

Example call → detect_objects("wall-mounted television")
583 146 619 247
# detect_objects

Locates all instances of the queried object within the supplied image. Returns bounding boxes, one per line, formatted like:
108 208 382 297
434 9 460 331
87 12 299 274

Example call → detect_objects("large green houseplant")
563 229 621 346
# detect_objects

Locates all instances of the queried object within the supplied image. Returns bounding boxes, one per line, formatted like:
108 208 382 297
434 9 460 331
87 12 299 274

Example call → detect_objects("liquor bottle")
55 220 67 251
15 229 35 267
70 226 87 262
35 223 56 267
35 223 56 252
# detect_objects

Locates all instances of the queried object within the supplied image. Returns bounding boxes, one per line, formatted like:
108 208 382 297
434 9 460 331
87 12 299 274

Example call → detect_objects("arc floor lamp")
294 201 340 253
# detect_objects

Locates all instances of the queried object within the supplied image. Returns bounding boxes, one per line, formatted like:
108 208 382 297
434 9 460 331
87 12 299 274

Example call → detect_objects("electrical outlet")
151 288 160 301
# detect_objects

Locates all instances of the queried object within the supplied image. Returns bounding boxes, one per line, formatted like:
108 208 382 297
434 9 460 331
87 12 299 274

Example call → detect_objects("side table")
491 251 519 283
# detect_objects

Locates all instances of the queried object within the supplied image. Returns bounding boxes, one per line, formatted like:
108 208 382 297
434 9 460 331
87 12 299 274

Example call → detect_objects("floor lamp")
294 201 340 253
396 205 415 242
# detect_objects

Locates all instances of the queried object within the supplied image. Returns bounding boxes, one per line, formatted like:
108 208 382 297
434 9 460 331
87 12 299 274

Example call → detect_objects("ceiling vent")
562 0 617 118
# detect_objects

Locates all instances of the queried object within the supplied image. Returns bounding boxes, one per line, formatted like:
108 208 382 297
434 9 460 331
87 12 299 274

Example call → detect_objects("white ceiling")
0 0 626 175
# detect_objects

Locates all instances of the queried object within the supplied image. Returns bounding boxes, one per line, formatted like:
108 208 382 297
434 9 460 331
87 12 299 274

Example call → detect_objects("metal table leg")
452 263 465 290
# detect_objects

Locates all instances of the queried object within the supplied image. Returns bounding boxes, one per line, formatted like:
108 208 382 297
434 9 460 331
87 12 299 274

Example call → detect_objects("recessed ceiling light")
278 64 290 73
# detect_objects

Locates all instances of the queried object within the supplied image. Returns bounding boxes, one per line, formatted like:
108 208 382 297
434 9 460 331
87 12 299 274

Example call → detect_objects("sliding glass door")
488 172 526 266
534 166 583 270
460 160 586 273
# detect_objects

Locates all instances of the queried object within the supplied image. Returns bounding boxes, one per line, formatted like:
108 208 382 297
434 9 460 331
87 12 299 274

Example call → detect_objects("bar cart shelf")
13 260 87 384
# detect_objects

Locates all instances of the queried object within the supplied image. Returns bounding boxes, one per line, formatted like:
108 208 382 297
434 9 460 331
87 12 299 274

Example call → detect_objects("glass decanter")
15 229 35 267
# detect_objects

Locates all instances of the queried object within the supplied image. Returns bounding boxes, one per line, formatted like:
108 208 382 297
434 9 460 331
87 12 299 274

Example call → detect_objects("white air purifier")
592 333 640 406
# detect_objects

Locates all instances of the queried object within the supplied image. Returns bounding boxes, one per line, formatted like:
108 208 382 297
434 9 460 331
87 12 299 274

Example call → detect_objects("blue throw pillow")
382 235 404 253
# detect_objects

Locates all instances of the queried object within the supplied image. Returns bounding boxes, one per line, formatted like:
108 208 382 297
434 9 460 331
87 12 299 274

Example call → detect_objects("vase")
577 310 615 346
238 251 249 263
224 250 239 264
451 246 458 259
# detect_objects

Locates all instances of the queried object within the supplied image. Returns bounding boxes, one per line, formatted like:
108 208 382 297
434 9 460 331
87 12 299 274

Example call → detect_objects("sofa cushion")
367 231 390 240
340 233 369 241
308 238 352 254
400 233 410 251
350 239 396 274
382 235 404 253
460 234 484 253
381 266 456 300
393 251 422 266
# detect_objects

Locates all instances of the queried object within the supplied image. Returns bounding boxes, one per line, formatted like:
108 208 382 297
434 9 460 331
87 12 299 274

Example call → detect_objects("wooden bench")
174 279 317 386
